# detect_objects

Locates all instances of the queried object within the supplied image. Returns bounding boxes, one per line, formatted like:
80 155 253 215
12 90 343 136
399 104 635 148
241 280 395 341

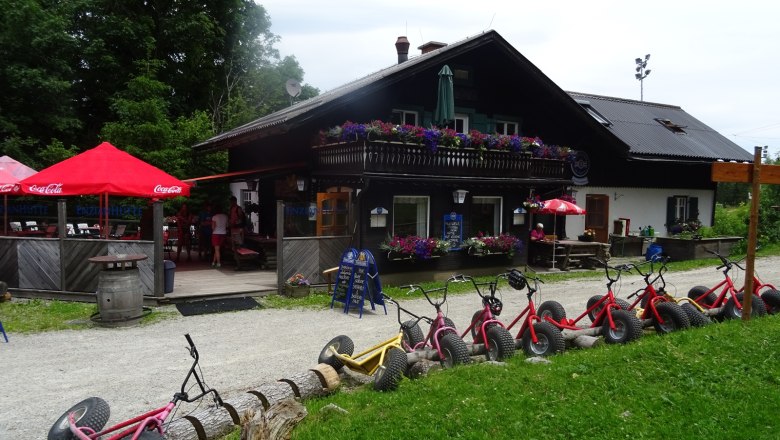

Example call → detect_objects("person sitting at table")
530 223 546 241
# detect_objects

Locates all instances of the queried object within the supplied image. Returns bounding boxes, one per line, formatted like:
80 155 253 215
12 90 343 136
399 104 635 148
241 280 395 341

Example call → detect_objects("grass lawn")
288 315 780 439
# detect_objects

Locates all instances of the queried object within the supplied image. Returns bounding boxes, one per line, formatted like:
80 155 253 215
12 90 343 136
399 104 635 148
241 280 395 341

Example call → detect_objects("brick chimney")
395 36 410 64
418 41 447 54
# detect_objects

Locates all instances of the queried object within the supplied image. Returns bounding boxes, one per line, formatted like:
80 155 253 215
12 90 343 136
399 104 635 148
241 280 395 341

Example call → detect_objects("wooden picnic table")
530 239 610 270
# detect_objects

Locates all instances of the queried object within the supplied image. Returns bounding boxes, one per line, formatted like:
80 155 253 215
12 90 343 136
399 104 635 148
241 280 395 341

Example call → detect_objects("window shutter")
666 197 676 231
688 197 699 220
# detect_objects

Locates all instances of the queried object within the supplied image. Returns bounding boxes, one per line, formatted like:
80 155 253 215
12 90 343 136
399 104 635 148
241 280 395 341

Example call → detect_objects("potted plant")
285 273 311 298
578 229 596 242
379 235 450 260
463 232 523 258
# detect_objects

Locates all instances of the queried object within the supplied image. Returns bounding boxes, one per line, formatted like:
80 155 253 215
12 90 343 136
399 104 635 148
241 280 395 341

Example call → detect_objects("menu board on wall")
443 213 463 250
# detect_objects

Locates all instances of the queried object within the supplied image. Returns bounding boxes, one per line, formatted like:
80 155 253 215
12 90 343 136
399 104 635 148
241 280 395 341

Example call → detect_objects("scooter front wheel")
318 335 355 372
602 309 643 344
485 325 515 361
373 347 407 392
521 321 565 357
438 332 470 368
48 397 110 440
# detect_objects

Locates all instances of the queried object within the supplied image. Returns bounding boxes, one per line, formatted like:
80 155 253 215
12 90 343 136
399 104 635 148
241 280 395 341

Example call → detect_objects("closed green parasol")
434 65 455 126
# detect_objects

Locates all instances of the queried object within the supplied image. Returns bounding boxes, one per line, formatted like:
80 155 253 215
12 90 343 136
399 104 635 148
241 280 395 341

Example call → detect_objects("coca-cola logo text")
154 185 183 194
28 183 63 194
0 183 19 193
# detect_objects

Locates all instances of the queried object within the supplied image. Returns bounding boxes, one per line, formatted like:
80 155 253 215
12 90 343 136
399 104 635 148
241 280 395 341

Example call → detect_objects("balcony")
314 141 569 180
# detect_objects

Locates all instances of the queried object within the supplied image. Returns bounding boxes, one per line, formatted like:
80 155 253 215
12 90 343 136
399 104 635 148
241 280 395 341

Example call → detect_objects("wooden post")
742 147 763 319
710 148 780 321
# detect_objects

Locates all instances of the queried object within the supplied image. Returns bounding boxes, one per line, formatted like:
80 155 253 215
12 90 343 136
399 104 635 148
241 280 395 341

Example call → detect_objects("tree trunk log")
241 399 307 440
568 335 601 349
164 403 235 440
248 382 295 410
278 370 329 399
222 393 267 425
309 363 340 391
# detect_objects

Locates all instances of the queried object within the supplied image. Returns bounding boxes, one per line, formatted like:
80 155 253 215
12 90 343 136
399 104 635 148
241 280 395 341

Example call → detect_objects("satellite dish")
285 79 302 98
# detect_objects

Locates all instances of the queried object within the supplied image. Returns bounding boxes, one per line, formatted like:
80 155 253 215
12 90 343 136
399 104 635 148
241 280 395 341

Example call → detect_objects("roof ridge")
567 91 681 110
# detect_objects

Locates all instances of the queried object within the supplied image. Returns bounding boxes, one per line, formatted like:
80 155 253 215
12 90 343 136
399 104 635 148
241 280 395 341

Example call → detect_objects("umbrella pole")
551 215 558 269
3 194 7 236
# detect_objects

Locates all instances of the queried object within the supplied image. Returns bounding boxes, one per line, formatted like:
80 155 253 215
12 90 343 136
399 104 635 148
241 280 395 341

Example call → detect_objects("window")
469 196 502 236
656 118 687 134
575 100 612 126
455 114 469 133
391 109 417 126
666 196 699 231
495 121 518 135
393 196 429 237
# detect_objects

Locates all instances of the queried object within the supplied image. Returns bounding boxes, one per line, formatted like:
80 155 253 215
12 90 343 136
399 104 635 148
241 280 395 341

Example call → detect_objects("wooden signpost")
711 146 780 320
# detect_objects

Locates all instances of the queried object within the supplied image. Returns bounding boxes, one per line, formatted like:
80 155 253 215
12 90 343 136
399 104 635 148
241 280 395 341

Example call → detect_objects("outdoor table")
531 240 610 270
88 254 148 327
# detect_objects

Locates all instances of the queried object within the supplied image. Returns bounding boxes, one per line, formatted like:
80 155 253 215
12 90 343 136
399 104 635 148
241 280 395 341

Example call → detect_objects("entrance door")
316 192 350 236
585 194 609 243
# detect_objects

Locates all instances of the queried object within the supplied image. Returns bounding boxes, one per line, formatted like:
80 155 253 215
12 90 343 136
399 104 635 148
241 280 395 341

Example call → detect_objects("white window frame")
391 109 418 126
495 121 518 135
454 113 469 134
675 196 688 221
392 196 430 237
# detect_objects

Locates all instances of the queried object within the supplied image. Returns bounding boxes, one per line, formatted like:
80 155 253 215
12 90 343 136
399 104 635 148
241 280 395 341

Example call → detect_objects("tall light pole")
635 54 651 101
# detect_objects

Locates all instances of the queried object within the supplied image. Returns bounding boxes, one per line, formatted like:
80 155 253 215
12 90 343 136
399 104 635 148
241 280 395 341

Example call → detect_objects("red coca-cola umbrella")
0 156 38 235
19 142 189 235
536 198 586 269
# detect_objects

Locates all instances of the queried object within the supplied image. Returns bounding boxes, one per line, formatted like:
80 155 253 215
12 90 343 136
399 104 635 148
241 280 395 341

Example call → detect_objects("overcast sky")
259 0 779 158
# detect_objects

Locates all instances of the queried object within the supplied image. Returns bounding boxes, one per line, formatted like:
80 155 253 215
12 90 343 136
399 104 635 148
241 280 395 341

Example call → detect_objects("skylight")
575 100 612 126
655 118 687 135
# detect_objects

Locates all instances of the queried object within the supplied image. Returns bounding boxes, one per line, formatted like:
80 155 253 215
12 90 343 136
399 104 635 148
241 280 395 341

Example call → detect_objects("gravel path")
3 256 780 439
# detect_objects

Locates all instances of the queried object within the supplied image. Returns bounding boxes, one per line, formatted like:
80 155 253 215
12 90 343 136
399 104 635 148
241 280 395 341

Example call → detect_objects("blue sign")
330 248 386 318
443 212 463 250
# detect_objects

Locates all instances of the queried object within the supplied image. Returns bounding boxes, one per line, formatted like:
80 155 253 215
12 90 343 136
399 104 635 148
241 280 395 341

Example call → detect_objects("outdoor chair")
9 222 22 233
76 223 89 235
110 224 127 239
25 221 38 231
230 232 261 271
66 224 76 236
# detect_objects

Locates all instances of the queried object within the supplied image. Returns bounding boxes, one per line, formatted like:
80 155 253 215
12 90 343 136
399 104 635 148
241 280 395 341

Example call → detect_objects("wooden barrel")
95 268 143 327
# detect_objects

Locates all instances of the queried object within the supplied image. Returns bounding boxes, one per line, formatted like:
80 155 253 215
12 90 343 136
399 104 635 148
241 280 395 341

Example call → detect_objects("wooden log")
407 359 440 378
164 403 235 440
222 393 267 426
248 382 295 410
241 399 307 440
278 370 328 399
569 335 601 349
309 363 340 391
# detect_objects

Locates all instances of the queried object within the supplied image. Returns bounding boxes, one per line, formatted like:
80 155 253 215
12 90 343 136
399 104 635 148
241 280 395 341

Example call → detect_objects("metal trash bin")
164 259 176 293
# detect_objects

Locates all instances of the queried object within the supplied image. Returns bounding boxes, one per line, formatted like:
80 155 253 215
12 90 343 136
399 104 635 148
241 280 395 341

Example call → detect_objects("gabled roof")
194 30 751 164
194 30 557 152
568 92 752 162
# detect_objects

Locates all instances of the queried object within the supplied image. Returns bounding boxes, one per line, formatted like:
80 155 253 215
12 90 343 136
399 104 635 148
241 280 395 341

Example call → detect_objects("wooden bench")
230 233 261 270
323 266 339 293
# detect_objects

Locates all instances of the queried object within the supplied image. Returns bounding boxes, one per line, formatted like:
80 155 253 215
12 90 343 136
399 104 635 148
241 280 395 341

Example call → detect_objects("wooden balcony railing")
314 141 569 179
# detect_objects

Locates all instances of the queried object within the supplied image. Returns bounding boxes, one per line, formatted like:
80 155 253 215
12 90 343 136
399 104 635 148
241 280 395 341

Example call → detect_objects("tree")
0 0 80 148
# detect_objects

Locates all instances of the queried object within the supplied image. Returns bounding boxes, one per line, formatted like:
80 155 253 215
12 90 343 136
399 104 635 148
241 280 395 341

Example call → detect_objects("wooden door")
585 194 609 243
316 192 350 236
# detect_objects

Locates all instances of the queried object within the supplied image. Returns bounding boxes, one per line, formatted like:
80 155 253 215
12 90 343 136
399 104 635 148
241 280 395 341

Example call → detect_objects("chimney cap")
418 41 448 54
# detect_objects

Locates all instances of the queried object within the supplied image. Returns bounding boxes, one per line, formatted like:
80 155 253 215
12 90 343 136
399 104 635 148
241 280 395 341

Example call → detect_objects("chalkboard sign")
331 248 357 304
330 248 386 318
443 213 463 250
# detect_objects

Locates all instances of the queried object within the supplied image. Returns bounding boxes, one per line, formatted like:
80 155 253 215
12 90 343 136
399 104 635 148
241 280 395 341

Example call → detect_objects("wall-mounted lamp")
297 178 306 192
452 189 469 204
513 207 527 226
614 192 624 201
246 180 258 192
370 207 388 228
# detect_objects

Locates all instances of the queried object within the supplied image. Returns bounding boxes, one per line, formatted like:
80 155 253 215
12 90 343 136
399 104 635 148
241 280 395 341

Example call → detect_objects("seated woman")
530 223 546 241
